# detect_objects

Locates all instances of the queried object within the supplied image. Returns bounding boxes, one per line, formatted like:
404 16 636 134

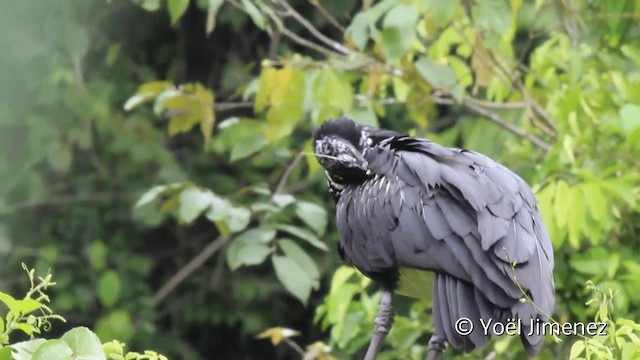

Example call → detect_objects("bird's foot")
426 334 447 360
364 290 395 360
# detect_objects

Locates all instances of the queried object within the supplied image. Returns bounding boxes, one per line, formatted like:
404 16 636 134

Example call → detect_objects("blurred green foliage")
2 0 640 358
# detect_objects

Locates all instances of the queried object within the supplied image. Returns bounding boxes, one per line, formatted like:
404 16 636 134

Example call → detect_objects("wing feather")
334 136 556 353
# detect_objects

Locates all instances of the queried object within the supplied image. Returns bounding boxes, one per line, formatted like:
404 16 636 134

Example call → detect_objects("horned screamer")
313 118 555 360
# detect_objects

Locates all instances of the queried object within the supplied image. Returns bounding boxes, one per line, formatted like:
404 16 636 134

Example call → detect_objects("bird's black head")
313 118 372 183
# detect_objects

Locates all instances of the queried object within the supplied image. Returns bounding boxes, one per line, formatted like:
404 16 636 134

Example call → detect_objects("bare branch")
275 151 305 194
280 28 345 58
309 0 345 32
153 236 229 305
214 101 254 111
462 97 551 152
273 0 351 55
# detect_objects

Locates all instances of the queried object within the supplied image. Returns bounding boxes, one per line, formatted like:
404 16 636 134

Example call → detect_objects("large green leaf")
227 228 276 270
472 0 511 35
295 201 327 236
279 239 320 281
60 327 105 360
415 57 462 100
10 339 46 360
553 180 571 229
381 5 418 62
31 339 73 360
275 224 328 251
272 255 314 304
179 187 214 223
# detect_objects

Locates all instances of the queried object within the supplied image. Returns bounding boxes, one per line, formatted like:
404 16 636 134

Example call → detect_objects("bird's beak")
349 146 369 170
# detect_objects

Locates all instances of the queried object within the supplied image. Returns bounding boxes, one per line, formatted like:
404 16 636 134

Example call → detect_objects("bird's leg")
364 289 394 360
426 334 447 360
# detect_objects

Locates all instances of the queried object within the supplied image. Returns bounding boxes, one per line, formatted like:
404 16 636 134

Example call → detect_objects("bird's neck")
325 169 369 200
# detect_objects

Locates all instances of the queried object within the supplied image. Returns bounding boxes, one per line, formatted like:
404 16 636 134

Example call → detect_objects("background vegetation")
2 0 640 358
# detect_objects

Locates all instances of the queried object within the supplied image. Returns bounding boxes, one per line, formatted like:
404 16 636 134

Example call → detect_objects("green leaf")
125 81 174 111
227 228 276 270
255 67 305 141
229 132 267 161
31 339 73 360
345 13 370 50
567 187 585 248
415 57 460 97
237 243 272 266
131 0 161 11
312 70 354 123
580 182 607 222
206 0 225 34
620 103 640 134
10 339 47 360
88 240 107 271
295 201 327 236
241 0 265 30
275 224 328 251
279 239 320 281
569 247 609 275
569 340 585 359
204 194 230 221
61 327 105 360
95 310 134 345
381 5 418 62
168 0 190 25
179 187 215 223
272 194 295 209
97 270 122 308
0 291 18 315
272 255 314 304
15 298 41 315
225 207 251 233
472 0 511 36
553 180 571 228
345 0 399 50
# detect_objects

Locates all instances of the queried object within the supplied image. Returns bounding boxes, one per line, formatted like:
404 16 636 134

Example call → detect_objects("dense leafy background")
2 0 640 359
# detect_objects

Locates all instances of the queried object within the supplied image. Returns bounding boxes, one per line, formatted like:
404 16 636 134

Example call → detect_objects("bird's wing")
340 136 555 354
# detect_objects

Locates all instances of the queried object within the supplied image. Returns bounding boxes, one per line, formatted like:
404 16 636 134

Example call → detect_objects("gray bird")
313 118 555 359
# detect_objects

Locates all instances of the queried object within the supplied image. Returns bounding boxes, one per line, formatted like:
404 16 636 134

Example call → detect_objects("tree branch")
214 101 254 111
273 0 351 55
152 236 229 305
309 0 345 32
462 97 551 152
275 151 305 195
280 28 345 58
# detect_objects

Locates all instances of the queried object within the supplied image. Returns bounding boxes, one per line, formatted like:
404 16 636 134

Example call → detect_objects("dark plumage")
314 118 555 359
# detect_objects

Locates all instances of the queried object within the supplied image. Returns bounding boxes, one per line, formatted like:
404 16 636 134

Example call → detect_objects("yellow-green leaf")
554 180 571 228
168 0 190 25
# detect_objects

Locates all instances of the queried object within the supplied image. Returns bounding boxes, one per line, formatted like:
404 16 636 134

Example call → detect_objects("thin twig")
280 28 345 58
462 97 527 109
273 0 351 55
153 236 229 305
283 337 306 357
452 22 558 137
275 151 305 194
309 0 345 32
214 101 254 111
462 98 551 152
